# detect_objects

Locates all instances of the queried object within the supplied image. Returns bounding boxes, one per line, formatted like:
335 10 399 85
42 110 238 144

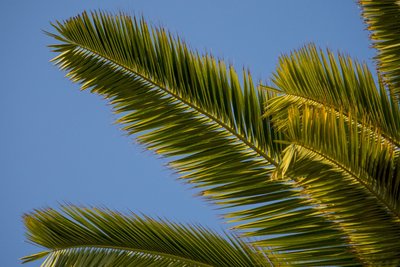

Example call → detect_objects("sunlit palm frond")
50 12 283 162
263 44 400 147
275 106 400 265
48 12 282 211
260 43 400 265
264 44 400 217
360 0 400 101
22 205 268 266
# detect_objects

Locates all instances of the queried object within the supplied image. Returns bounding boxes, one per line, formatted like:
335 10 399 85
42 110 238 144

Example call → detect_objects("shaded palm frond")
275 106 400 265
22 205 268 267
359 0 400 101
264 44 400 147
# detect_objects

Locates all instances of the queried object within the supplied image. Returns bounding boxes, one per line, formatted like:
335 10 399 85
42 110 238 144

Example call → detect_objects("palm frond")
359 0 400 101
48 12 285 220
264 44 400 147
22 205 268 267
275 106 400 264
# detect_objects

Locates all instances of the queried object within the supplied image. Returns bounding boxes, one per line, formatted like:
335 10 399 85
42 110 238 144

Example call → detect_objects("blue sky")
1 1 374 266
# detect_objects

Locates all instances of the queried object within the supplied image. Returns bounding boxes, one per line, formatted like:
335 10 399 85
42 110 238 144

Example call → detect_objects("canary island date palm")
23 1 400 266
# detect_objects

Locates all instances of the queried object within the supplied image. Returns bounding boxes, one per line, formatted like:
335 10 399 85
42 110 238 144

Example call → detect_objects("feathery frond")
275 106 400 265
22 205 267 266
263 45 400 214
264 45 400 148
260 44 400 265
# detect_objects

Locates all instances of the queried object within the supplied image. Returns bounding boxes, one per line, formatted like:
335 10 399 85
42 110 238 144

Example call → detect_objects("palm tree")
23 1 400 266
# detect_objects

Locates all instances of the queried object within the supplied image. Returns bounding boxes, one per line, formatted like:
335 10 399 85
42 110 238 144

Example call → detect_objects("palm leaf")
263 44 400 148
22 205 268 266
262 45 400 215
359 0 400 101
261 44 400 264
275 106 400 265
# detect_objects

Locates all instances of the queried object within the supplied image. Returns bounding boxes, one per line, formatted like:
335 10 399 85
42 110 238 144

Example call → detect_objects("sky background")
1 1 375 266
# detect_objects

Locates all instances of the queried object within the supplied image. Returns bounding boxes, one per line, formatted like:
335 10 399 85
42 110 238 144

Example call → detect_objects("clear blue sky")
1 1 374 266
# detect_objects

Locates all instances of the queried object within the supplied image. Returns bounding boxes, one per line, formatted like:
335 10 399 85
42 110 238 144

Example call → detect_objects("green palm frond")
50 12 283 162
22 205 268 266
359 0 400 101
276 106 400 264
263 44 400 148
260 43 400 265
42 12 371 265
48 11 283 212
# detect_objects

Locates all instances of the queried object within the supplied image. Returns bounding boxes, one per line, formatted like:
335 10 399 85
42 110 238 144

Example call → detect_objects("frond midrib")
291 141 400 220
62 39 279 167
42 244 214 267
